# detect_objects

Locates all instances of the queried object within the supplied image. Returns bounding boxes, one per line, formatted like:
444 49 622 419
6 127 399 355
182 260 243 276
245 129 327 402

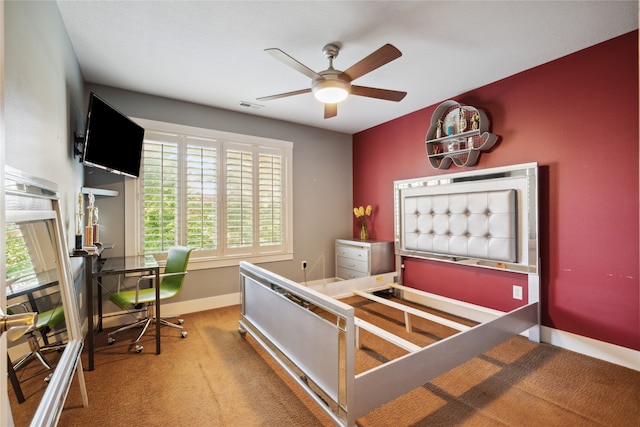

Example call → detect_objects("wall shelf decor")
425 100 498 169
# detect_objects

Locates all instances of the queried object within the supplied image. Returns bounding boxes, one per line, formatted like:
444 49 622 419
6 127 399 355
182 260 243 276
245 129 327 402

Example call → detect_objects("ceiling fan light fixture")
260 43 404 118
312 79 350 104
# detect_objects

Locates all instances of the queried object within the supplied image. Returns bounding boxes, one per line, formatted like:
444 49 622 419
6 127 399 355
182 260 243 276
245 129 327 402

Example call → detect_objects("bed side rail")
352 302 539 421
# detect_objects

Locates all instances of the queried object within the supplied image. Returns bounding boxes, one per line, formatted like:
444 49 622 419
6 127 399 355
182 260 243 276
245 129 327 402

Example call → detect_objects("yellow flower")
353 205 372 220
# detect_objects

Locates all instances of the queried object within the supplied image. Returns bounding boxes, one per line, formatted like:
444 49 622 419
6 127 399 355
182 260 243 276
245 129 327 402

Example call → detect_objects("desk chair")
8 304 65 375
107 246 193 352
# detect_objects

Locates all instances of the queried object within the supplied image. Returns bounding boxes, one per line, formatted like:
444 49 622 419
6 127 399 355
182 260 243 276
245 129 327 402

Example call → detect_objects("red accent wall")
353 32 639 351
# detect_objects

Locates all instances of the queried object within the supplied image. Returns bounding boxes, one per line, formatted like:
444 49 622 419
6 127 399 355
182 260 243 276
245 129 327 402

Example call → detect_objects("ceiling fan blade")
351 85 407 102
257 88 312 101
324 103 337 119
340 44 402 81
265 48 323 80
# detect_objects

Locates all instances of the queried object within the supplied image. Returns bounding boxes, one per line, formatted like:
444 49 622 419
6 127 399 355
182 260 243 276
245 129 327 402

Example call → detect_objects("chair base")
12 336 66 382
13 348 52 372
107 315 187 352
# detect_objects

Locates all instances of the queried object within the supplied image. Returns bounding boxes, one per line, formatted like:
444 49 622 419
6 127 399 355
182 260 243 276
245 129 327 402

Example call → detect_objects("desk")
6 269 59 300
81 253 160 370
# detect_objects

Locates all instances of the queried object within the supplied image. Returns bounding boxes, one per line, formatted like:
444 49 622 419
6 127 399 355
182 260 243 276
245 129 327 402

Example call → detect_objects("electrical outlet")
512 285 523 300
301 260 307 270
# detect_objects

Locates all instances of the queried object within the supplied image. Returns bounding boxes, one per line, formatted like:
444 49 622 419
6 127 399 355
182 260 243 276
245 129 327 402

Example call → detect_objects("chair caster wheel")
135 345 143 353
107 337 115 345
178 318 184 325
181 331 187 338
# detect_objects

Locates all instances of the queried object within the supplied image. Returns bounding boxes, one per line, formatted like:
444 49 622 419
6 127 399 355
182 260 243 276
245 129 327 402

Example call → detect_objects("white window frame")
125 118 293 270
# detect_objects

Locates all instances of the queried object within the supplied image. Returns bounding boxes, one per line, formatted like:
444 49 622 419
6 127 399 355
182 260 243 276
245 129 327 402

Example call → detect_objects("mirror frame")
4 166 87 426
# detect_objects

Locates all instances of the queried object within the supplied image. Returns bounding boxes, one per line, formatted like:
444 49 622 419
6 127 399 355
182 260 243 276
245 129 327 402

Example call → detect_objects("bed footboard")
238 261 357 426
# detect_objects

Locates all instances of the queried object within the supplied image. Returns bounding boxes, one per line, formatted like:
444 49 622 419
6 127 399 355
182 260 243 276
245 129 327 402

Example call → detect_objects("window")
5 223 37 283
125 119 293 269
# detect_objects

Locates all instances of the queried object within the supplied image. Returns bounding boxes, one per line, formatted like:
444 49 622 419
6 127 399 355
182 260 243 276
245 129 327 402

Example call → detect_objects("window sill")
153 252 293 271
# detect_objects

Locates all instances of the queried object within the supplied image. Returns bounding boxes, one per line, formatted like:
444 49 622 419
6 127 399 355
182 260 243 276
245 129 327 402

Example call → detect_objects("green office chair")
9 304 66 374
107 246 193 352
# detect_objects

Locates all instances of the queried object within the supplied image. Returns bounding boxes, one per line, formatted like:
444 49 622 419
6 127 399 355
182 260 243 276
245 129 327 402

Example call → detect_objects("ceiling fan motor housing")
312 69 351 103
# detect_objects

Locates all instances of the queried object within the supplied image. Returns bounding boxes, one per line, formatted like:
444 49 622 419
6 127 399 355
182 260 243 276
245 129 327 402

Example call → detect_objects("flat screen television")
81 92 145 178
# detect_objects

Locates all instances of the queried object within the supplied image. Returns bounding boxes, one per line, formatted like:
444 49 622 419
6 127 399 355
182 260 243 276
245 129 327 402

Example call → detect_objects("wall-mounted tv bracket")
74 132 85 158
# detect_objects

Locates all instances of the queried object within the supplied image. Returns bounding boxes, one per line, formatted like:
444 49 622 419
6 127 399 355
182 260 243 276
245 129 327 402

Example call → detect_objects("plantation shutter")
185 138 217 250
142 132 179 253
258 150 283 248
132 118 292 263
225 146 253 250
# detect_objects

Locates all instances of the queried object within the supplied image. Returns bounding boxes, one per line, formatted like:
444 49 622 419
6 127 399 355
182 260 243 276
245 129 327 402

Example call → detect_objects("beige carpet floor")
9 301 640 426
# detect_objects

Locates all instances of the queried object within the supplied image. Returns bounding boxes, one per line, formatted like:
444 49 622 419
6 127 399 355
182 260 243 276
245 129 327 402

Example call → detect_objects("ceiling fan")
257 43 407 119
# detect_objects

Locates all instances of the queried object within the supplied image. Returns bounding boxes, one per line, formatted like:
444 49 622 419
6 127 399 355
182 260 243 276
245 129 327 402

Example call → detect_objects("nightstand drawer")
337 256 368 273
336 266 368 280
335 245 368 261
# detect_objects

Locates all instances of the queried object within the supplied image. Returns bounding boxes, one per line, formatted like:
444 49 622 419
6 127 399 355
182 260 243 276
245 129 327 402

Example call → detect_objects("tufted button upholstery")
403 189 516 262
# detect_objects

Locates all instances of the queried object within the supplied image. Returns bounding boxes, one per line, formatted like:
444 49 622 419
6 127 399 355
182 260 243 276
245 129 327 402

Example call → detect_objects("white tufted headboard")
394 163 539 274
403 189 517 262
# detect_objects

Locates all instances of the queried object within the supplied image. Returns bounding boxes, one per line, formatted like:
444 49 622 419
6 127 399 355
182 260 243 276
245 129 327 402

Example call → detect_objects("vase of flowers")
353 205 372 240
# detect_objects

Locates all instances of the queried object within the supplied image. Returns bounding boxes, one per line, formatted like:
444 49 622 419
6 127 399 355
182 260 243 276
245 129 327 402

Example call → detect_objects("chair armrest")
7 302 30 314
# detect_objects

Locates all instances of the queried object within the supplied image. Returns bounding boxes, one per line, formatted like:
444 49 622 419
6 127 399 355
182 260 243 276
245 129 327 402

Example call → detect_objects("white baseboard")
88 291 639 372
164 292 241 316
97 293 241 330
541 326 639 371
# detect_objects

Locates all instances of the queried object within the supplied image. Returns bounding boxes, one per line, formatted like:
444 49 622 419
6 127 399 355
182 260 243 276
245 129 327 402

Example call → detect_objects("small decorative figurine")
436 119 443 138
446 117 454 136
471 113 480 130
458 107 467 133
85 192 95 246
75 193 83 250
92 207 99 244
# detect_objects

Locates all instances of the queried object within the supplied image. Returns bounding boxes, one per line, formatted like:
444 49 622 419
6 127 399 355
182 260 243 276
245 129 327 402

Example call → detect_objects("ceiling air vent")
239 101 264 110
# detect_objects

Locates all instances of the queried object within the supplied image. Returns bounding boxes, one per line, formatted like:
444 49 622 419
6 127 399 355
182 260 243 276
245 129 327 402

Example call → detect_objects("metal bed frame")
238 163 540 426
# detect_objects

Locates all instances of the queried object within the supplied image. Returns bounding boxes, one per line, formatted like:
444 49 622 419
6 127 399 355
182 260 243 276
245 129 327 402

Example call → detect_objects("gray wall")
5 1 85 256
85 82 353 302
5 1 353 313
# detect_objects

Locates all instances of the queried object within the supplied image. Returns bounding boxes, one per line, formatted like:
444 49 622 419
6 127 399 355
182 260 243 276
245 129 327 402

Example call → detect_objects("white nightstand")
335 239 394 280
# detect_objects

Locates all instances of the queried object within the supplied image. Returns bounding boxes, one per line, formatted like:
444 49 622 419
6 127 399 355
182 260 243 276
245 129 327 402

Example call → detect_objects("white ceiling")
56 1 638 135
